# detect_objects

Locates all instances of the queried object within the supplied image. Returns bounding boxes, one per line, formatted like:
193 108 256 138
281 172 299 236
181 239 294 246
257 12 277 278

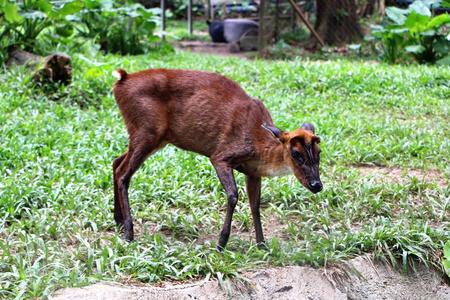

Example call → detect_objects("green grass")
0 51 449 298
164 20 211 42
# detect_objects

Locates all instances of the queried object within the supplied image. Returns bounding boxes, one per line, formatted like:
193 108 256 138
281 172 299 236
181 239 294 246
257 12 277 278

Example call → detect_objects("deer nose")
307 180 323 193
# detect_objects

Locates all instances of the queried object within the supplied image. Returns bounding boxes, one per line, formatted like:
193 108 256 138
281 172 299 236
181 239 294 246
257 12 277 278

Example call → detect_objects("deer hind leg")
113 134 165 241
211 160 239 251
113 151 128 226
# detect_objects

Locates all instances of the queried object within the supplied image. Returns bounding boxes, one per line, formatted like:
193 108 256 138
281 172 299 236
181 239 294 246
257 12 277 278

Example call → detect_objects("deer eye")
291 151 304 164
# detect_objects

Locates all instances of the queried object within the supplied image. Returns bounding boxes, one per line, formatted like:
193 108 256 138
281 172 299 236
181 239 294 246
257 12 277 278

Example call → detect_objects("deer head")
264 122 322 193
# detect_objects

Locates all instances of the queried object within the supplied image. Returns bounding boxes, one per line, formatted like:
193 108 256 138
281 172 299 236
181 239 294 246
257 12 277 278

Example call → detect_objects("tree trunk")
314 0 364 46
359 0 386 17
359 0 377 17
6 46 72 84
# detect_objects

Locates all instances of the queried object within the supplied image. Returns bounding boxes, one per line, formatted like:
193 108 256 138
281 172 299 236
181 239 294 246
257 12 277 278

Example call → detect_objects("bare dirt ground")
53 256 450 299
357 166 447 188
176 40 256 59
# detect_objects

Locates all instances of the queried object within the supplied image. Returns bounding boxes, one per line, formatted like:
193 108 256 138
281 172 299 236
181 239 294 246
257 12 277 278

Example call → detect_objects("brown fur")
112 68 322 249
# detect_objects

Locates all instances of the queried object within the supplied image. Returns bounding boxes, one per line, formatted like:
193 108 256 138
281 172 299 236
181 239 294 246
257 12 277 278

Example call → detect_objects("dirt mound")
52 257 450 300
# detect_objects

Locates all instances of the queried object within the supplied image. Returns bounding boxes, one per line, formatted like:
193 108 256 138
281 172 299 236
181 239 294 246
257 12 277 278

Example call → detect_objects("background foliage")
1 0 449 65
369 0 450 64
0 0 169 63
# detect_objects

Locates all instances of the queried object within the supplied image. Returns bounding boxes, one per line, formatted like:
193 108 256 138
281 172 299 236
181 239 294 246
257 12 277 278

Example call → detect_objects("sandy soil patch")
357 166 447 188
52 256 450 300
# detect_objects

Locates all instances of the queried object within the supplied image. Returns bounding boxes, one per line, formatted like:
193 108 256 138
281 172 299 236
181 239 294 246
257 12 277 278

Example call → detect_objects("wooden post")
275 0 280 42
188 0 193 35
222 2 227 19
161 0 166 41
210 0 214 19
291 2 296 31
380 0 385 17
206 0 211 20
258 0 266 55
287 0 325 47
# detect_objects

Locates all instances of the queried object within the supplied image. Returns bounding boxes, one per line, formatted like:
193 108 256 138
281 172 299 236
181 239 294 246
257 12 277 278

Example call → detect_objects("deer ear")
261 124 284 138
261 124 290 144
301 122 315 134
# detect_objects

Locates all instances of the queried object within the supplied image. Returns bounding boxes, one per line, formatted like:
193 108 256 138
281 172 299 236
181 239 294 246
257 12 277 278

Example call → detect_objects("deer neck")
258 142 291 177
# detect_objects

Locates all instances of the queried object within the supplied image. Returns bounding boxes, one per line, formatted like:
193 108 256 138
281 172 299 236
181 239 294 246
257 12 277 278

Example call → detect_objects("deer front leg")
245 175 266 248
211 161 238 251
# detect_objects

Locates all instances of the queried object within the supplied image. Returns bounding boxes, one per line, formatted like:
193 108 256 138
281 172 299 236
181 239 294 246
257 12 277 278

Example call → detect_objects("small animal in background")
207 19 259 52
112 68 322 250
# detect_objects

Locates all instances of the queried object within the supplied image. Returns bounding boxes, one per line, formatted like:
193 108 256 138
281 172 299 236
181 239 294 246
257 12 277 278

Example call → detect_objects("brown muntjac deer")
112 68 322 250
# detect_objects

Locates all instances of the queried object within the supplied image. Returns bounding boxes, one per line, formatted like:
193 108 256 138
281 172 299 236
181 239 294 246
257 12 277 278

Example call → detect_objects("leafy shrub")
280 26 310 44
76 0 168 55
368 0 450 64
168 0 203 19
0 0 171 64
0 0 82 62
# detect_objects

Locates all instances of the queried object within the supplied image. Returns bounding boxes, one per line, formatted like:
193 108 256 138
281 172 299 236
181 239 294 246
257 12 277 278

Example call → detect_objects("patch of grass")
164 20 211 42
0 51 449 298
166 19 210 32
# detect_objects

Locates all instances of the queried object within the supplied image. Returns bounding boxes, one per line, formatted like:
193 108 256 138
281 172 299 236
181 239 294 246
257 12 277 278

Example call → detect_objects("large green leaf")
427 14 450 30
444 241 450 259
2 3 23 23
142 20 156 34
423 0 444 7
83 0 101 10
436 55 450 65
370 24 385 32
388 28 410 34
444 260 450 277
55 23 75 38
100 0 114 11
386 7 408 25
148 7 162 15
349 44 362 50
405 45 426 53
420 30 436 36
137 6 157 18
433 38 450 54
49 1 84 18
22 11 47 19
444 242 450 276
409 1 431 17
405 11 430 32
442 0 450 8
35 0 53 14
